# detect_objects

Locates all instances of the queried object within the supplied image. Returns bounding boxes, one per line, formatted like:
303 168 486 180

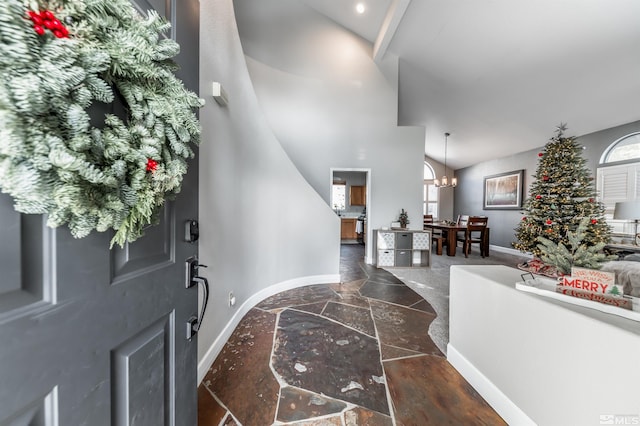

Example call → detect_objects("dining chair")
456 214 469 226
424 214 447 255
453 215 470 250
457 216 488 257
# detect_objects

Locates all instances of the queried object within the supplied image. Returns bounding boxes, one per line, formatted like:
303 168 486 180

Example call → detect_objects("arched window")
596 132 640 237
424 162 435 180
423 161 438 217
600 132 640 164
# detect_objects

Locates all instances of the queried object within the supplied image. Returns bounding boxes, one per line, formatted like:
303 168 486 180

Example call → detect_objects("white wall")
198 0 339 366
234 0 426 263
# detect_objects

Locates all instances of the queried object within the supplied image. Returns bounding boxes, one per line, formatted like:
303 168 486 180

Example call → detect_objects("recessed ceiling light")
356 3 365 14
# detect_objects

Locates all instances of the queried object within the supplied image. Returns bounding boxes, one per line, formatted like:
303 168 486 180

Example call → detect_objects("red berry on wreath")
33 25 45 35
591 219 597 224
535 195 542 199
538 152 543 157
42 10 54 20
546 219 552 225
146 158 158 173
53 29 63 38
543 175 549 181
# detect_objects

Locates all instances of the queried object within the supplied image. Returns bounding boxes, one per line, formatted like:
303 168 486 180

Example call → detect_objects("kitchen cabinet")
350 186 366 206
341 218 358 240
373 229 431 267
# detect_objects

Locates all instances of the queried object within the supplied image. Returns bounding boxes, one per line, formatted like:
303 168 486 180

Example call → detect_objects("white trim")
489 244 533 258
197 274 340 384
446 344 536 426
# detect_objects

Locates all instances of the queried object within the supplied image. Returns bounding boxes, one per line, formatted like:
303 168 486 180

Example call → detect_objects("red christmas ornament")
146 158 158 173
546 219 552 225
542 175 549 181
591 219 597 224
535 195 542 199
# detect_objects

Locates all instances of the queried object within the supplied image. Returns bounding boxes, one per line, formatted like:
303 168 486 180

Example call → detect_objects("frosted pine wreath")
0 0 203 247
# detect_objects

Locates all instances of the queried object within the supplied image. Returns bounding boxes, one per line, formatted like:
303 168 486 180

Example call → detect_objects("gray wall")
198 0 425 364
455 120 640 249
198 0 340 362
235 0 425 262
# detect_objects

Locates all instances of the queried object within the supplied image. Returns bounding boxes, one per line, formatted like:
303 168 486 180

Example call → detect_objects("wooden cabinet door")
341 218 357 239
350 186 366 206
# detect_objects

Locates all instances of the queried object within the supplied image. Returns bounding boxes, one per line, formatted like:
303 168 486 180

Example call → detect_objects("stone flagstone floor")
198 245 505 425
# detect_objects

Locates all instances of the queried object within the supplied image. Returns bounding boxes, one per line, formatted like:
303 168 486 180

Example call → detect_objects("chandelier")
434 132 457 188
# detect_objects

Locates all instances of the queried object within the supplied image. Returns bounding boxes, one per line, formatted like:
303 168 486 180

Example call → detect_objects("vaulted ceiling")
236 0 640 169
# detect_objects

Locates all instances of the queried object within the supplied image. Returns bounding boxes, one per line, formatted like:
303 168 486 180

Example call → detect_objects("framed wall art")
483 170 524 210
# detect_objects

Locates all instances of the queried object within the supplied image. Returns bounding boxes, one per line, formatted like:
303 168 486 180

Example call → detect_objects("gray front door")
0 1 201 424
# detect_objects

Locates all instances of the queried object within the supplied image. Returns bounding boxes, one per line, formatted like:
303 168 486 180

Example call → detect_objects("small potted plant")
398 209 409 228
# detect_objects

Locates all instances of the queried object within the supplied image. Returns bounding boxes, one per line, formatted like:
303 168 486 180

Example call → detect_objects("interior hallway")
197 244 504 425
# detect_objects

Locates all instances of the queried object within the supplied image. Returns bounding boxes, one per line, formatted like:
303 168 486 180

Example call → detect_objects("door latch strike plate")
186 316 198 341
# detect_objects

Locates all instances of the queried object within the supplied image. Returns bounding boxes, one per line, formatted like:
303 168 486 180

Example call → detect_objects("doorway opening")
330 168 371 263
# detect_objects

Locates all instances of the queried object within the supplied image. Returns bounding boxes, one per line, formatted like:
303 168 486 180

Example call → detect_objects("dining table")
424 222 490 257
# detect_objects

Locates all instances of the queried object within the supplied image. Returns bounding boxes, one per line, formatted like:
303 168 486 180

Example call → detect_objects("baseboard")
446 343 536 426
197 273 341 385
489 244 533 258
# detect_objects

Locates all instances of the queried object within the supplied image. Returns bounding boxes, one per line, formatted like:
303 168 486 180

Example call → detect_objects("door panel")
0 0 200 424
111 203 175 282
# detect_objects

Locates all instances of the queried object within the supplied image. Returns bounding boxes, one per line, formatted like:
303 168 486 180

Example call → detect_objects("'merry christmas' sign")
557 267 630 309
562 267 615 294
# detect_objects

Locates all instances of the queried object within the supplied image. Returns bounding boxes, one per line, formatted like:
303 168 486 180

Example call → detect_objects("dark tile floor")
198 244 505 425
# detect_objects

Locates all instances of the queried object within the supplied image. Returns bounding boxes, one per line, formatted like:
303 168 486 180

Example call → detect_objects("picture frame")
483 170 524 210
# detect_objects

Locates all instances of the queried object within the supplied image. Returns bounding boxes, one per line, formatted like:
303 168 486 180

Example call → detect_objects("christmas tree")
514 124 611 257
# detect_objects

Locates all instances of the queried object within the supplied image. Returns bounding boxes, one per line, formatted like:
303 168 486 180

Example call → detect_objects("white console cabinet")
373 229 430 268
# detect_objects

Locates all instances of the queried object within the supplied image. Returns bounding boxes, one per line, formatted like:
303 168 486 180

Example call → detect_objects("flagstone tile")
410 298 437 315
290 301 328 315
321 301 376 337
330 278 367 294
276 386 347 422
384 355 506 425
256 284 338 310
370 300 441 355
272 309 390 415
335 293 371 309
222 414 239 425
360 281 424 307
204 309 279 426
343 406 394 426
197 385 226 426
380 344 423 361
289 416 343 426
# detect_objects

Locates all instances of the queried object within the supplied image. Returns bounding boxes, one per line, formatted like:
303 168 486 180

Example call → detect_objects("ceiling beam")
373 0 411 62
